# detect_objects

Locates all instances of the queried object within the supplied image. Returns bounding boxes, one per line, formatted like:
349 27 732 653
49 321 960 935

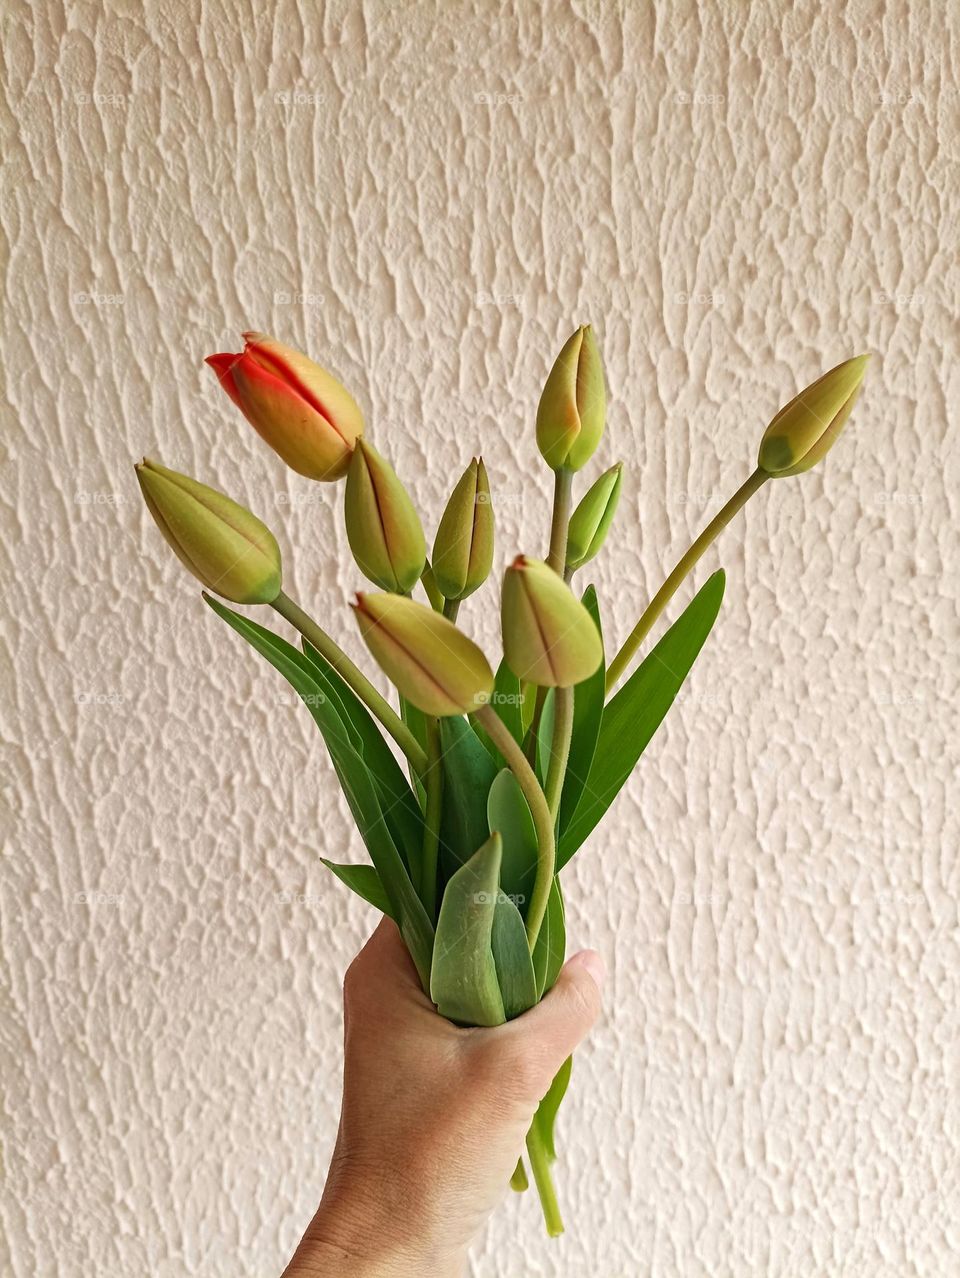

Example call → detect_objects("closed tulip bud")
758 354 870 478
536 325 607 471
566 462 623 571
206 332 364 481
344 441 426 592
501 556 603 687
432 458 494 601
352 592 494 717
135 459 282 604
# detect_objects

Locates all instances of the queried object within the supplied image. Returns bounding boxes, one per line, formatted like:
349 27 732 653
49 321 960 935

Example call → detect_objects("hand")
283 917 604 1276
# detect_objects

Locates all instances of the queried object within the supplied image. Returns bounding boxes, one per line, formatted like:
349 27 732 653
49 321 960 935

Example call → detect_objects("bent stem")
543 685 573 822
272 591 428 775
526 1121 563 1236
474 703 554 952
605 467 769 692
420 716 443 918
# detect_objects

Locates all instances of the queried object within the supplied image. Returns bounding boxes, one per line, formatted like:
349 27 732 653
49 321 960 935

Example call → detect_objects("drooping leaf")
438 716 499 881
204 595 434 987
430 834 505 1027
531 876 566 998
534 1055 572 1162
491 893 538 1019
558 586 605 837
486 768 538 914
557 570 725 870
300 639 424 880
472 659 524 765
321 860 393 918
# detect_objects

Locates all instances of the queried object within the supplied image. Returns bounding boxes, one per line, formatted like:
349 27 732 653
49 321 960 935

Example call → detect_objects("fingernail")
571 949 605 989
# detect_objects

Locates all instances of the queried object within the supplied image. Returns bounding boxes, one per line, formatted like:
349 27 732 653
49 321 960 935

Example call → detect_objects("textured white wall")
3 2 958 1275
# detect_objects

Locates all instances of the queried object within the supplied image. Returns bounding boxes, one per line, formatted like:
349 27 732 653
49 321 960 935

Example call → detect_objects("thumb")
509 950 605 1070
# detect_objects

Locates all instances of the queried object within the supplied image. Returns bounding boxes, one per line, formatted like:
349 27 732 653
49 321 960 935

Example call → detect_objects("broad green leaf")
430 834 505 1027
438 716 499 881
557 570 725 870
321 860 393 918
204 595 434 988
532 876 566 997
558 586 605 837
486 769 538 913
400 694 428 804
491 894 538 1019
300 639 424 881
471 660 524 765
534 1055 572 1162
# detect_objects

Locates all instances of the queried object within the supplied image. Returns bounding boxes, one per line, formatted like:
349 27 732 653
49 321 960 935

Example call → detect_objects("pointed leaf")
491 894 538 1019
430 834 505 1026
486 769 539 913
558 586 605 836
557 570 725 870
532 876 566 997
321 860 393 918
535 688 556 786
438 716 499 881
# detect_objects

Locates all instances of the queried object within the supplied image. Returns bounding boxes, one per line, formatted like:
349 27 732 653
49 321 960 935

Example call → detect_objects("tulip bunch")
135 328 868 1236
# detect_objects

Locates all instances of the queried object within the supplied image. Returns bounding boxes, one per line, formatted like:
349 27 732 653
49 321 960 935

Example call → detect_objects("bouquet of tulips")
135 328 868 1235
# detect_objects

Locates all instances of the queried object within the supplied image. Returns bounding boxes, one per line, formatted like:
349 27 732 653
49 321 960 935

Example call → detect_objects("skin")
282 918 605 1276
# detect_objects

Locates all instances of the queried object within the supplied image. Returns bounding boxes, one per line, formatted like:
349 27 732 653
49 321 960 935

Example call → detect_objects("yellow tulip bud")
344 441 426 592
501 556 603 686
758 354 870 478
432 458 494 601
566 462 623 571
536 325 607 472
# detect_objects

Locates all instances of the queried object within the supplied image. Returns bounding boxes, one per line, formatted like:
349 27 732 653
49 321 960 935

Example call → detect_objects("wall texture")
3 2 958 1275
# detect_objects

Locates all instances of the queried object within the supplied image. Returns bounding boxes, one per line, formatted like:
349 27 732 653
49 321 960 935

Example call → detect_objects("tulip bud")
501 556 603 687
758 354 870 478
352 592 494 717
566 462 623 572
536 325 606 472
206 332 364 481
432 458 494 601
344 441 426 592
135 459 282 604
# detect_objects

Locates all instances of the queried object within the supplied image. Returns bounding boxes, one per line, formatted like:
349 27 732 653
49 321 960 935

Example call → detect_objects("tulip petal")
243 331 365 449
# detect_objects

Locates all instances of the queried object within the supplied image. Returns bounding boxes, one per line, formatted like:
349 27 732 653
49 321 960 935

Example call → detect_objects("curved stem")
474 704 554 952
272 591 428 775
420 717 442 918
605 468 769 693
543 685 573 822
526 1121 563 1236
546 467 573 574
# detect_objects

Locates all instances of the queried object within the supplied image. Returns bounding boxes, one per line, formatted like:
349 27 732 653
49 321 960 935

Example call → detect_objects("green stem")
543 685 573 822
272 591 428 775
420 717 442 918
474 704 554 952
526 1121 563 1236
420 562 444 611
441 597 460 623
546 467 573 574
605 467 769 692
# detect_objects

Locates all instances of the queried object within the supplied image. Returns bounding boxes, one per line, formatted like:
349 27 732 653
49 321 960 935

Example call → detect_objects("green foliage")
430 834 506 1026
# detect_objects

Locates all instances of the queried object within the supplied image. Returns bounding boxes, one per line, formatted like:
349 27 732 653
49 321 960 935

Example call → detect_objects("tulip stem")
543 686 574 822
526 1121 563 1236
546 467 573 574
474 704 554 952
605 467 769 693
442 597 460 623
420 717 443 918
271 591 429 775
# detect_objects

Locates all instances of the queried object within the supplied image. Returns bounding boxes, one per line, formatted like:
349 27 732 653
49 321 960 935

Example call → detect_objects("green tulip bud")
431 458 494 600
758 354 870 478
501 556 603 687
566 462 623 572
352 592 494 717
135 459 282 604
536 325 607 472
344 440 426 592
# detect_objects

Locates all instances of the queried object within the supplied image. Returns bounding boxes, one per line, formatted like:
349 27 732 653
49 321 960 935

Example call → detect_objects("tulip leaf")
472 660 525 766
491 893 538 1019
430 834 506 1027
534 1055 572 1162
535 689 556 787
557 570 725 870
532 876 566 998
486 768 539 915
320 860 393 918
558 586 605 837
438 715 499 882
300 639 424 877
203 595 434 988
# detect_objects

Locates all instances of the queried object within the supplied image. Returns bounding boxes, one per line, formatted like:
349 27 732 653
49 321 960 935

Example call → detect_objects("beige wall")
3 2 957 1274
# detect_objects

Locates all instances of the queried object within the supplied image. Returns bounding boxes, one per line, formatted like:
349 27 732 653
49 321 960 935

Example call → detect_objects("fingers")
515 951 605 1063
343 916 433 1011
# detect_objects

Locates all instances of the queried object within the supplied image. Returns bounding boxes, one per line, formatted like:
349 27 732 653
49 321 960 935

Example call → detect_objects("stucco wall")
3 2 957 1275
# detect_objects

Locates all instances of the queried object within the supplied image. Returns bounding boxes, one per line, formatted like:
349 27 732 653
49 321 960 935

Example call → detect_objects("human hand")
282 917 604 1276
